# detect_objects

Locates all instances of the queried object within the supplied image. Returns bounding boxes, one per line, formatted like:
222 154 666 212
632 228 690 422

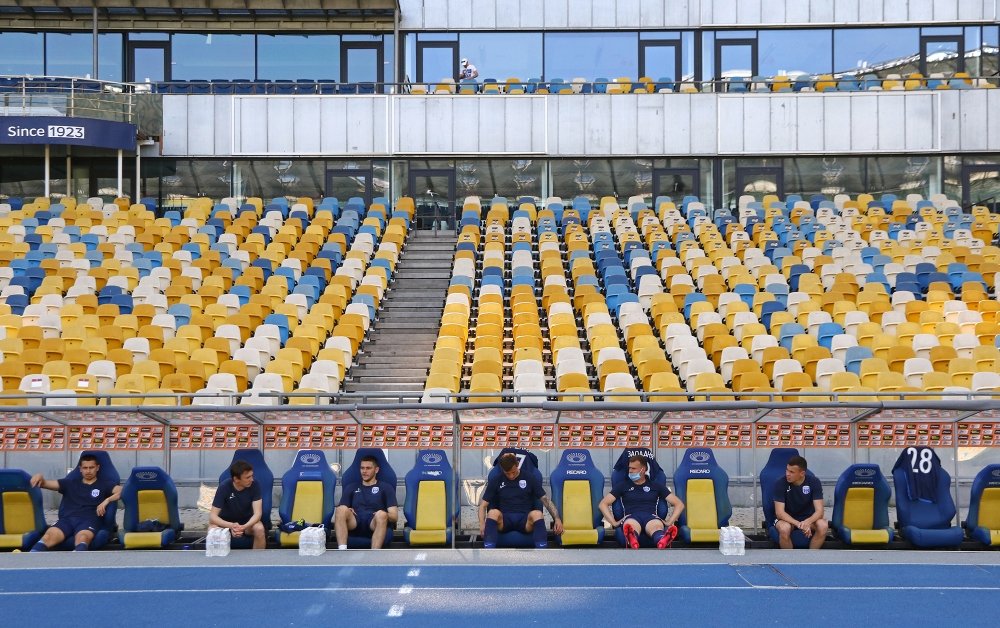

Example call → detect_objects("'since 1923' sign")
0 116 137 150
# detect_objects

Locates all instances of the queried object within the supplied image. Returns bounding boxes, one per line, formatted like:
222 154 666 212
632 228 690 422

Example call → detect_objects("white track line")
1 585 998 596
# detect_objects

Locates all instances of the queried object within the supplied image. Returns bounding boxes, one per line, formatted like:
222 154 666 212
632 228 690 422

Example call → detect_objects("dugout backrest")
59 451 119 550
276 449 337 547
485 447 544 548
964 464 1000 547
119 466 182 549
831 464 894 546
673 447 732 543
611 448 668 547
759 447 810 548
891 446 963 548
341 448 398 548
218 449 274 531
549 449 605 546
0 469 46 551
404 449 455 546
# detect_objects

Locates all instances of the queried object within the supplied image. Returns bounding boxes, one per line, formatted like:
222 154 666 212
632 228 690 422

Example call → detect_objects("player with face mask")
599 455 684 549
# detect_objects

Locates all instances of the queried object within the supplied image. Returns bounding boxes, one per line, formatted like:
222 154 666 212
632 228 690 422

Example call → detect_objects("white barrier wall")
399 0 999 29
161 89 1000 158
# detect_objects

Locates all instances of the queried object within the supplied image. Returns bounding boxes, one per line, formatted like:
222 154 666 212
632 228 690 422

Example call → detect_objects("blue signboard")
0 116 136 151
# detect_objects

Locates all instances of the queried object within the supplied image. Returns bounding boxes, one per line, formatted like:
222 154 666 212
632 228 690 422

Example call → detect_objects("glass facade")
257 35 340 80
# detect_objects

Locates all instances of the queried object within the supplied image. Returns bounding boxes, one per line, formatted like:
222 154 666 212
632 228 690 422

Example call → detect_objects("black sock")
30 541 47 552
652 530 665 544
532 522 547 546
74 543 89 551
484 519 498 546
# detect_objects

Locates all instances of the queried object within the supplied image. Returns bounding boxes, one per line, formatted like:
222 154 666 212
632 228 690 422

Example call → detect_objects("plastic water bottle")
298 526 326 556
734 527 746 556
719 526 733 555
206 528 231 557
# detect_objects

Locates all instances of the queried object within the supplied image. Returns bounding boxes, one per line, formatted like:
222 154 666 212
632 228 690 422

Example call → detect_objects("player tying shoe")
600 455 684 549
479 453 563 548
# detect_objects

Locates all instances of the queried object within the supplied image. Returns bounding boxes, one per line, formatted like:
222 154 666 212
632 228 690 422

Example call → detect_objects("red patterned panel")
262 424 358 449
558 424 653 448
0 425 66 450
69 425 165 450
460 424 556 449
754 423 852 448
657 423 753 448
957 422 1000 447
169 425 257 449
856 422 954 448
359 424 454 448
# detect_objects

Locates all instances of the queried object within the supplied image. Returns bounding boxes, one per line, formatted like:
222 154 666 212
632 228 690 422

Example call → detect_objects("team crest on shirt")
802 485 811 495
91 489 100 498
643 486 650 492
372 486 380 494
519 480 526 489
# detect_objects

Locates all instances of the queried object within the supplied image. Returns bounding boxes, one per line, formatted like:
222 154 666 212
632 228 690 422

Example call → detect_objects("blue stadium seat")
118 467 182 549
611 448 668 547
485 448 543 548
891 447 963 548
0 469 46 551
57 451 120 550
219 449 273 532
403 449 455 546
673 448 732 544
760 448 811 548
275 449 337 547
549 449 605 546
831 464 894 546
340 448 398 548
963 464 1000 547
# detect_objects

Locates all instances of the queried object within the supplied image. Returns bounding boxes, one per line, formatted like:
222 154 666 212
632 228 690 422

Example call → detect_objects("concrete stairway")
341 230 456 400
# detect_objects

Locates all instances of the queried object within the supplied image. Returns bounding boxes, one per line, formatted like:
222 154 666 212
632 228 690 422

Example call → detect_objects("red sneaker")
657 524 678 549
622 524 639 549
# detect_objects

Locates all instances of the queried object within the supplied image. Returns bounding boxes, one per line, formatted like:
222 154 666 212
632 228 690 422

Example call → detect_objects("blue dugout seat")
964 464 1000 547
831 464 894 546
611 448 668 548
118 467 183 549
341 448 398 548
219 449 274 532
549 449 605 546
275 449 337 547
55 451 119 550
485 447 543 548
760 448 812 548
891 446 964 548
673 448 732 544
404 449 456 546
0 469 46 551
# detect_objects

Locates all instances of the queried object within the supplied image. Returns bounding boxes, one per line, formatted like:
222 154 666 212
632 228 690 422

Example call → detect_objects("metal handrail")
0 74 134 123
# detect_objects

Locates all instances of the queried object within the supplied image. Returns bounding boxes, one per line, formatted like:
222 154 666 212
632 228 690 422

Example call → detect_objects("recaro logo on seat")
135 471 158 481
421 453 443 465
688 451 711 463
566 452 587 464
565 470 588 475
854 468 878 478
300 453 321 465
688 469 711 474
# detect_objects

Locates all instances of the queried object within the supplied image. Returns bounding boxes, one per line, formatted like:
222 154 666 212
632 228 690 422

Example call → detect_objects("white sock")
338 545 347 550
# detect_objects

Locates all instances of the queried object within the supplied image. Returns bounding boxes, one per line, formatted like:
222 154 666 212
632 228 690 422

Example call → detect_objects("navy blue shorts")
624 513 663 532
354 510 376 536
52 516 99 539
500 511 531 533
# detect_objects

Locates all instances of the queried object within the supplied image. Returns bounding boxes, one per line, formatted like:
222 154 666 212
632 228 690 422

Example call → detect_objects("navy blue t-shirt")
57 476 117 522
610 479 672 516
212 478 262 524
340 480 397 515
481 471 545 514
773 475 824 519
